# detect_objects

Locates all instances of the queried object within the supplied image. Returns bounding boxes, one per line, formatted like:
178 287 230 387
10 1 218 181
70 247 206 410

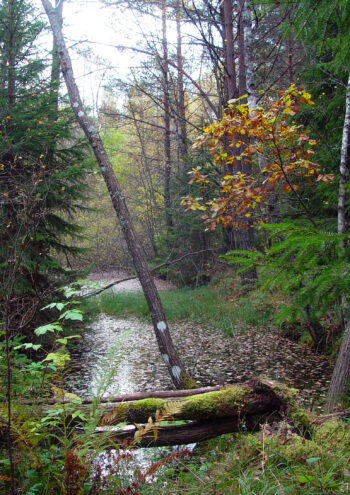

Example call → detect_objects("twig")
82 248 219 297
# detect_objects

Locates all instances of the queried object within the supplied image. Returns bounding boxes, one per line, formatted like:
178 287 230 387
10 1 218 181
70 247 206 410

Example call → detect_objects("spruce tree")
0 0 90 312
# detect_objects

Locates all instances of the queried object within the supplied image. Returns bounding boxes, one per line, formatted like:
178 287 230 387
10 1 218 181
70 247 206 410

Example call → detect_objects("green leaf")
321 473 335 483
59 309 83 321
35 323 62 336
41 302 68 311
298 475 315 484
43 352 70 367
63 287 76 298
14 342 42 350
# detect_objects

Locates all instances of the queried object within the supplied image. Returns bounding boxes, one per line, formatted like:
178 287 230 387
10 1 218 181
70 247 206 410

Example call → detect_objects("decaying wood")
88 416 262 447
2 379 298 449
21 386 221 406
98 379 286 427
71 379 291 448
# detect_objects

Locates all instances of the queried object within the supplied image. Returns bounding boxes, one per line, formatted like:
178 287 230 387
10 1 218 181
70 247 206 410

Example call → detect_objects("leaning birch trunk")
41 0 195 390
326 73 350 411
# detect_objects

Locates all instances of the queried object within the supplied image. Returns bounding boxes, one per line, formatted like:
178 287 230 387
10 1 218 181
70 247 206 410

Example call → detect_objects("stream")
68 313 333 410
66 274 334 487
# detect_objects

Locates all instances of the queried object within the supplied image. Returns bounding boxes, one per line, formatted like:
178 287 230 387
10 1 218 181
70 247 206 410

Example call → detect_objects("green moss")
314 419 350 451
180 374 198 390
182 386 251 420
290 408 314 430
259 378 314 430
266 435 320 463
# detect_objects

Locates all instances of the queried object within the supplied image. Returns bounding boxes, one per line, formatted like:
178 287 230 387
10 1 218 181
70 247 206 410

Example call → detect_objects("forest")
1 0 350 493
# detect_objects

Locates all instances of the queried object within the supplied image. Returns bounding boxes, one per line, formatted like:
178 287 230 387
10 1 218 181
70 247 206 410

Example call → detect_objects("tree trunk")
41 0 195 390
50 0 63 100
327 73 350 411
176 0 187 160
98 379 287 425
20 380 293 449
229 0 257 285
223 0 237 103
221 0 238 254
91 416 260 448
161 0 173 228
7 0 16 107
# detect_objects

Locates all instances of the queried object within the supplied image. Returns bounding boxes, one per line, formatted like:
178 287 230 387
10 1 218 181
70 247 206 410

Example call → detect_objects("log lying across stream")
2 379 301 448
74 378 299 448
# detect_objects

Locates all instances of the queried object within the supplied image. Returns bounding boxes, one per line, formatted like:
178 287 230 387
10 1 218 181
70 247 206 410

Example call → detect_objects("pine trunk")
176 0 187 159
162 0 173 228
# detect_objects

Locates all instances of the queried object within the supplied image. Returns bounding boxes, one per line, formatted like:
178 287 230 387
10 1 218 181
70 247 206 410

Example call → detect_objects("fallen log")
84 415 265 447
70 378 296 448
98 378 287 427
3 379 301 449
21 385 221 406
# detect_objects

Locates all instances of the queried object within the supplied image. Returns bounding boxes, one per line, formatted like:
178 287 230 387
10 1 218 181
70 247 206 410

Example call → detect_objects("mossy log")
91 416 264 448
2 379 301 449
72 378 296 448
98 378 291 427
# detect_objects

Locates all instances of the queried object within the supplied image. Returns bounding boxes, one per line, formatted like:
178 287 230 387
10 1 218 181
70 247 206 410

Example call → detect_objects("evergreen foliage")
0 0 91 299
285 0 350 221
222 223 349 336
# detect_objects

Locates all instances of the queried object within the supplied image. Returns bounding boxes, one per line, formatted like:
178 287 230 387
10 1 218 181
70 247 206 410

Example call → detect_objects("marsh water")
69 268 333 405
68 312 333 410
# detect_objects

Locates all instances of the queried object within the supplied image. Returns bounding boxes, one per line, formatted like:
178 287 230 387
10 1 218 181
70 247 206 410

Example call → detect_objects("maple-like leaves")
182 86 334 230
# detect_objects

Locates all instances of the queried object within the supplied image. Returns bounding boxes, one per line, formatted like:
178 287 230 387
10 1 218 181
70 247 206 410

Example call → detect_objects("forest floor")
78 272 334 410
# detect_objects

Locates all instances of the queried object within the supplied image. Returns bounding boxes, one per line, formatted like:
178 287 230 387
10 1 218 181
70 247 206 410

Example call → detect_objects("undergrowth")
141 418 350 494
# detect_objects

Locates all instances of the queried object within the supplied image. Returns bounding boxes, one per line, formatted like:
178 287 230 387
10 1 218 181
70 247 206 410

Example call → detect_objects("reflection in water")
69 315 172 396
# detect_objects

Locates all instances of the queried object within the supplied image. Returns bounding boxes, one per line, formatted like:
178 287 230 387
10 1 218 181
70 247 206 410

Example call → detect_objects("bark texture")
176 0 187 159
41 0 194 390
161 0 173 228
327 73 350 410
97 379 288 425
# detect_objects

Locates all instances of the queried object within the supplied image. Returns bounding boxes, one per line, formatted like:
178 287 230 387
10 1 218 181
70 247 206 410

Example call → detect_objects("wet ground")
68 312 333 412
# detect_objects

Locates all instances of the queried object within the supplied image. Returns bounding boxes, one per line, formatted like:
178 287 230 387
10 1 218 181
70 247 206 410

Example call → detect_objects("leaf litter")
68 314 333 411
